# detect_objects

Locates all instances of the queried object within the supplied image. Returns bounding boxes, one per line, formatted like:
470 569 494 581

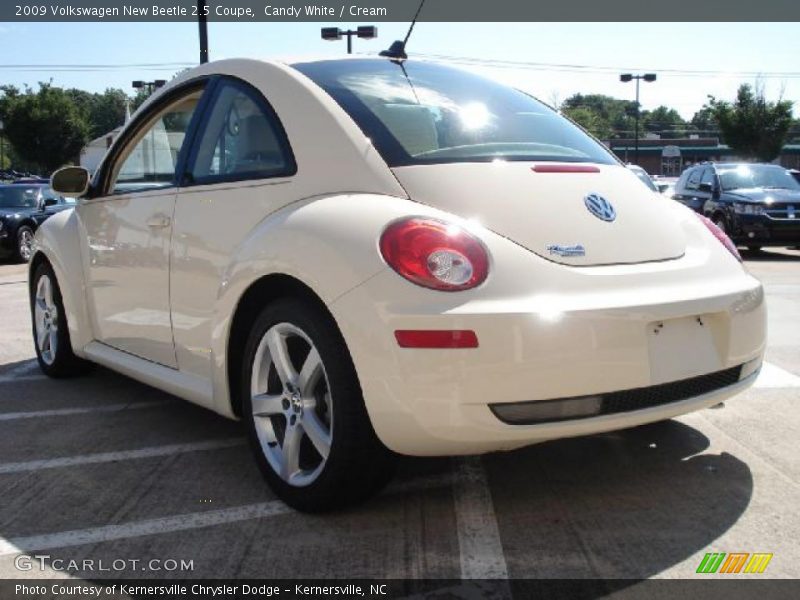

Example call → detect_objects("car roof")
708 162 783 170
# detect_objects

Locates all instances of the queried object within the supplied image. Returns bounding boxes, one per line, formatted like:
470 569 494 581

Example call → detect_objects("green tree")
642 105 688 137
689 105 717 135
67 87 128 139
562 105 612 139
709 84 793 161
3 83 90 174
561 94 637 139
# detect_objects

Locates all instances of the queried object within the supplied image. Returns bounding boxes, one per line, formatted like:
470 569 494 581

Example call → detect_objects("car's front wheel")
241 298 393 512
16 225 34 263
31 262 92 377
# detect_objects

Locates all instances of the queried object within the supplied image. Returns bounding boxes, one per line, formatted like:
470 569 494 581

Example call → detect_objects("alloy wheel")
33 274 58 365
19 229 34 262
250 322 333 487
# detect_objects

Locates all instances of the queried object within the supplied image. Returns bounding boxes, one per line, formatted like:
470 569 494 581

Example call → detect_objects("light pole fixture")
321 26 378 54
132 80 167 95
620 73 657 165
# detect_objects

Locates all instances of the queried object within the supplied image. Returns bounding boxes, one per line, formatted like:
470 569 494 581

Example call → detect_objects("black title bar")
3 0 800 22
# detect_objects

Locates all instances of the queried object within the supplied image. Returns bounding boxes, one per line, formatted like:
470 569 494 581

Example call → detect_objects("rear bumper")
733 214 800 245
331 257 766 456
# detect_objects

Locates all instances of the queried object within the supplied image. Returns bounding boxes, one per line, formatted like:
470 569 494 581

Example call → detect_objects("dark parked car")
0 184 75 262
672 163 800 250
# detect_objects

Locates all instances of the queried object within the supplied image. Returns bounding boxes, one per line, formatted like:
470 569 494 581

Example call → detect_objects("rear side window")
187 79 295 184
700 168 715 187
686 168 702 191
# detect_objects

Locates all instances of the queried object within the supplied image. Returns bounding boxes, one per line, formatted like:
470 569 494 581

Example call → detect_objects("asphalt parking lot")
0 249 799 583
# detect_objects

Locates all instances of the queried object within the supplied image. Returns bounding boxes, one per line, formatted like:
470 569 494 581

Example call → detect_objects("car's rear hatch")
391 162 687 266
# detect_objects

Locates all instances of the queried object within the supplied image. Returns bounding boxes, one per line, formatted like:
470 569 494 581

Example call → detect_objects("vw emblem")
584 193 616 222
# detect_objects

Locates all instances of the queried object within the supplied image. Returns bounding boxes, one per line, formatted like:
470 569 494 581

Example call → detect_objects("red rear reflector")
394 330 479 349
531 164 600 173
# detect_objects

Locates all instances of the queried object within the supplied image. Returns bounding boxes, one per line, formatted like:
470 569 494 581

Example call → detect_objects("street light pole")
198 0 209 64
634 77 640 164
620 73 657 165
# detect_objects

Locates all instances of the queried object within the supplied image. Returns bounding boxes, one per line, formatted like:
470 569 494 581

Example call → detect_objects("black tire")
15 225 34 263
30 261 93 378
241 297 394 512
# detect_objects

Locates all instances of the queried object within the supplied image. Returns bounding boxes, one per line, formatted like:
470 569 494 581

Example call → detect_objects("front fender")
31 208 92 355
208 193 461 415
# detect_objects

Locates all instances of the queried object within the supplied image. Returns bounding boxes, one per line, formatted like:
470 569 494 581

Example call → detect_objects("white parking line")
754 362 800 389
0 374 47 386
0 438 246 474
452 457 509 579
0 472 453 557
0 501 290 556
0 361 39 384
0 400 169 421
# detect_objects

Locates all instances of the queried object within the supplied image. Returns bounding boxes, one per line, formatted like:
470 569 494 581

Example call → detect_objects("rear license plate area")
647 315 723 384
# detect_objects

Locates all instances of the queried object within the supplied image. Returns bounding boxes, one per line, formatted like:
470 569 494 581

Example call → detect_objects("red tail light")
379 218 489 291
697 214 742 261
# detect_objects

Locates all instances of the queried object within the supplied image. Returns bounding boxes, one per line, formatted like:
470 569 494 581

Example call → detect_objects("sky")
1 21 798 120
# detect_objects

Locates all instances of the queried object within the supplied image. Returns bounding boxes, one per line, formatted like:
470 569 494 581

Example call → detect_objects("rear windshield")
293 59 617 167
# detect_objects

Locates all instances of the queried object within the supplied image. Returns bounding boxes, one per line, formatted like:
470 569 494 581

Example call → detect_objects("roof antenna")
379 0 426 60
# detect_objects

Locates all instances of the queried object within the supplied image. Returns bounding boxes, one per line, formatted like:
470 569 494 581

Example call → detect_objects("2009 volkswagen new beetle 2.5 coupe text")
34 57 766 511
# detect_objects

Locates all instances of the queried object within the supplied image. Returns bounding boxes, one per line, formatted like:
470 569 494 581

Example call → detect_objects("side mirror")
51 166 91 197
698 182 714 194
43 197 58 207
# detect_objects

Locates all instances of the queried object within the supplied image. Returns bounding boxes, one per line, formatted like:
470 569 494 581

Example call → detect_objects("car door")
677 167 704 213
77 83 207 367
169 77 297 378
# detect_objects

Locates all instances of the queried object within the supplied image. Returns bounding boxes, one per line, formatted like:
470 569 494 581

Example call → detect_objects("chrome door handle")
146 215 171 229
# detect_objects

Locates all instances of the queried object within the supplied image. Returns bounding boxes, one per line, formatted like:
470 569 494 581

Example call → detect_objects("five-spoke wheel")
33 272 59 365
242 298 393 512
250 322 332 487
30 261 92 377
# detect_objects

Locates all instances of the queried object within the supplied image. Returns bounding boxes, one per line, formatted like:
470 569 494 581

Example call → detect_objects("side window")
700 167 715 187
686 168 702 191
109 91 202 194
188 80 295 183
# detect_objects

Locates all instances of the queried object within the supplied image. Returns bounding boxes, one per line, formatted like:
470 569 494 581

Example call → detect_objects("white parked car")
36 58 766 511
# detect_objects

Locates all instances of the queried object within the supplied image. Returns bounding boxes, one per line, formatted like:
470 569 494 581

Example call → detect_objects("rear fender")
208 193 453 416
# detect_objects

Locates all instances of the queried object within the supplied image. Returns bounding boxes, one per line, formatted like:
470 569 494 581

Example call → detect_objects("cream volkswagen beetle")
35 57 766 511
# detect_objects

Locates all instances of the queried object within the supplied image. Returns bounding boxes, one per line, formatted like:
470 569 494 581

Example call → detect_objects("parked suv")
673 163 800 250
